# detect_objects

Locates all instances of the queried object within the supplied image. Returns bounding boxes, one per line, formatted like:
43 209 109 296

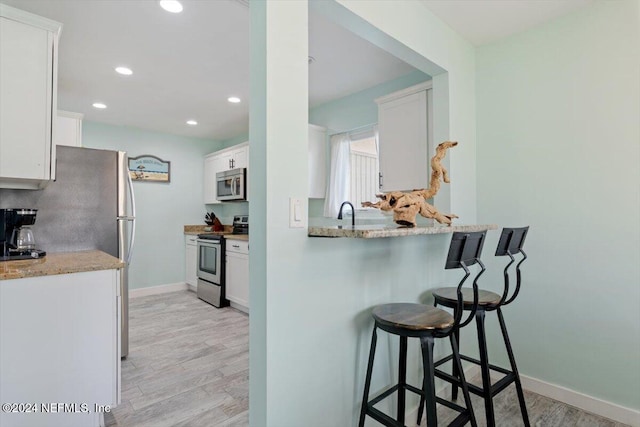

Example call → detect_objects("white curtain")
324 133 351 217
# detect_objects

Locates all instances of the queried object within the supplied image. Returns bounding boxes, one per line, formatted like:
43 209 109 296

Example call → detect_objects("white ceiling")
420 0 595 46
2 0 594 141
1 0 416 141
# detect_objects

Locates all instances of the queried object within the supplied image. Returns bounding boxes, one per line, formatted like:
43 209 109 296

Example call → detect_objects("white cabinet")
0 269 120 427
54 110 83 147
229 145 248 169
203 155 219 204
185 236 198 289
376 81 432 192
203 142 249 204
308 124 327 199
225 239 249 312
0 5 61 190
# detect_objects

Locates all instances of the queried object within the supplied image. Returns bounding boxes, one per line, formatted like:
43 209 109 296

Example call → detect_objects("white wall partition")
249 1 477 425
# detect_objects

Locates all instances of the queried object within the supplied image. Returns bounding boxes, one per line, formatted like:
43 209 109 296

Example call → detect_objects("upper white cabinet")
308 124 327 199
0 5 61 190
229 145 248 169
54 110 83 147
203 155 219 204
376 81 432 192
204 142 249 204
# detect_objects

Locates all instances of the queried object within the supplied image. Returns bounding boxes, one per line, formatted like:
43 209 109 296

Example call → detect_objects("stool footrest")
367 406 404 427
434 368 463 387
434 353 454 368
459 354 511 376
364 383 424 427
368 385 400 407
491 373 516 396
435 396 468 414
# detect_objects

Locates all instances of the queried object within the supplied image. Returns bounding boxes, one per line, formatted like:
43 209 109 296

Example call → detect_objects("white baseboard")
403 363 639 427
520 374 640 427
129 282 190 298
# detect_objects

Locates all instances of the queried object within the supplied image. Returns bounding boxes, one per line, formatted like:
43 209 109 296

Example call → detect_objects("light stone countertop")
184 224 248 241
0 250 124 281
225 234 248 242
184 224 232 235
308 224 498 238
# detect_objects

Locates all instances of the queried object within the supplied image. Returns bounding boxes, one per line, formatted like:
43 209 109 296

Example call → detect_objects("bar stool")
429 227 530 427
359 231 487 427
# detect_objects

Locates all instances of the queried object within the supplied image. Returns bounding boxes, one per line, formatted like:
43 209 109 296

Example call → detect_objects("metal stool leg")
420 335 437 427
451 308 460 401
358 326 378 427
451 334 478 427
398 336 408 424
476 309 496 427
497 308 530 427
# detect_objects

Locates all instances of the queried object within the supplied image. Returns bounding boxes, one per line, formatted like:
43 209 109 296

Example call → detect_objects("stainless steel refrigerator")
0 146 136 357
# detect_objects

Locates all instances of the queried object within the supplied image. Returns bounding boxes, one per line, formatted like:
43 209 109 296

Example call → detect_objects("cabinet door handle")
379 172 383 189
232 244 240 248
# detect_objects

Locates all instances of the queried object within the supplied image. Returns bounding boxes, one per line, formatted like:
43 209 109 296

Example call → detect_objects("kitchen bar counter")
308 224 497 239
0 250 123 280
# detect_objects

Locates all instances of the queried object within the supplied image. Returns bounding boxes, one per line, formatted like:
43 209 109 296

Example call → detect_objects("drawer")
226 239 248 254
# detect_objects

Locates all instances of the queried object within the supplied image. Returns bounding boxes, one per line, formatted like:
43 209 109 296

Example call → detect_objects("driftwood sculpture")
362 141 459 227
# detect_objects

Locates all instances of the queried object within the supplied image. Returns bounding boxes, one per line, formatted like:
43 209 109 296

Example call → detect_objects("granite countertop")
184 224 233 235
308 224 498 238
225 234 248 242
0 250 124 281
184 224 248 241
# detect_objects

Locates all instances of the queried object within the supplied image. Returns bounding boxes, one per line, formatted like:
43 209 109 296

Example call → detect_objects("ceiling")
2 0 594 141
420 0 594 46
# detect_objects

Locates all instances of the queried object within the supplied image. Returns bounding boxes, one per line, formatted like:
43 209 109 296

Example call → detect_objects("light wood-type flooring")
105 290 249 427
106 290 628 427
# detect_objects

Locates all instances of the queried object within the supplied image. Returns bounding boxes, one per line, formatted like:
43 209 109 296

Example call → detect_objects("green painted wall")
83 121 221 290
476 0 640 411
250 1 478 425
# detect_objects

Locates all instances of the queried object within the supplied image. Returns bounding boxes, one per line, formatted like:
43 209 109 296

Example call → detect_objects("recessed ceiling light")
186 120 198 126
159 0 183 13
227 97 241 104
92 102 107 109
115 66 133 76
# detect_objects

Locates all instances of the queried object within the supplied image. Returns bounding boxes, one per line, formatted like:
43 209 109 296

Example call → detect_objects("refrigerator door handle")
126 169 136 265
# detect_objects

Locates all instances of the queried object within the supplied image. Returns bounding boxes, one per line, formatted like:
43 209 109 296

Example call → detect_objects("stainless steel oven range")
196 234 229 308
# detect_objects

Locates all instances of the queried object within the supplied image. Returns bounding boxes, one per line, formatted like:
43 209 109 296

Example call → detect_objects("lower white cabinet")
225 239 249 312
0 269 120 427
185 236 198 288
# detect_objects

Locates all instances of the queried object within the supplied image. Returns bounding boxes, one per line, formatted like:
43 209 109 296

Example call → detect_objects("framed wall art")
128 155 171 182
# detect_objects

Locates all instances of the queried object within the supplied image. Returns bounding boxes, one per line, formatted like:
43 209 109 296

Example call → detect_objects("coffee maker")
0 208 46 261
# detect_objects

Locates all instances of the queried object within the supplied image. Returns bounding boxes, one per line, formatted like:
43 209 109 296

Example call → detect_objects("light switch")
289 197 306 228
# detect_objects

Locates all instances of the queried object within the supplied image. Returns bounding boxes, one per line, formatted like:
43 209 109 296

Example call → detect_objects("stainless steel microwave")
216 168 246 201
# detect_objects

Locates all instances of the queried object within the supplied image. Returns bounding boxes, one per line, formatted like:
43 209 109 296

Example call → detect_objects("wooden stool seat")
373 303 454 332
432 287 502 309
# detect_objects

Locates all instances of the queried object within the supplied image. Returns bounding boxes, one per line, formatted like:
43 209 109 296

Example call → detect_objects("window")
349 131 379 208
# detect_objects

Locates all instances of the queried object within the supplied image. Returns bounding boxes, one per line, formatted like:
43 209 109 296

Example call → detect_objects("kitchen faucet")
338 201 355 227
